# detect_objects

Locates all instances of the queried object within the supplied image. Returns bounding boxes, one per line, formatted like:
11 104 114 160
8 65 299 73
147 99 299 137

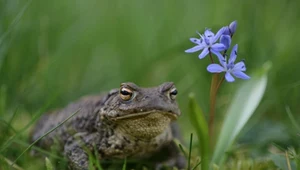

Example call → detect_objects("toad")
31 82 186 169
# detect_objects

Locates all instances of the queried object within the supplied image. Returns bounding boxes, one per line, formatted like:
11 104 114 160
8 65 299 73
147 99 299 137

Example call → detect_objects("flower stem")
216 76 225 91
209 73 218 146
209 74 225 148
208 28 233 148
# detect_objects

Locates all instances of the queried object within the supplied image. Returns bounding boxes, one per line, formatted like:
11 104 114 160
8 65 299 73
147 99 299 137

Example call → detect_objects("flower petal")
232 71 250 80
229 20 237 35
213 27 226 42
198 48 209 59
211 43 226 52
207 64 225 73
225 72 235 82
220 35 231 49
185 45 204 53
204 28 214 38
190 38 202 44
211 49 226 66
233 61 246 71
223 26 230 35
229 44 238 64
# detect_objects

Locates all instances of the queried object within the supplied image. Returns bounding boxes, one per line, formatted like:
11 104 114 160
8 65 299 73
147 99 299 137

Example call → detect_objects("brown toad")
31 82 186 169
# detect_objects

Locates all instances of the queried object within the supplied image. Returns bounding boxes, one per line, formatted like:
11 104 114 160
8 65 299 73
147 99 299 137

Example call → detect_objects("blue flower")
185 27 226 59
207 44 250 82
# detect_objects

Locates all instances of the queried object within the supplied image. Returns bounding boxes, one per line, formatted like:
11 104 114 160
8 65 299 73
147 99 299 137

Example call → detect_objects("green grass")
11 109 80 166
1 0 300 169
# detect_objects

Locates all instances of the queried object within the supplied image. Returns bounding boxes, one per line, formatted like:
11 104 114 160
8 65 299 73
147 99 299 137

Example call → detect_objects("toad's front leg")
64 132 101 170
152 141 186 170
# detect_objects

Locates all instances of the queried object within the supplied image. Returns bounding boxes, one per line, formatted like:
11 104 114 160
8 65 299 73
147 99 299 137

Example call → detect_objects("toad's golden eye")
169 88 177 100
119 87 133 101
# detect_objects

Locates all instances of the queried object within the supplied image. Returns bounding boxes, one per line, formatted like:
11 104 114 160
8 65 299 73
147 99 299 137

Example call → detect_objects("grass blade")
285 106 300 131
0 93 58 153
93 144 103 170
122 157 127 170
285 151 292 170
0 119 17 134
45 157 54 170
212 65 269 167
13 139 64 160
188 94 209 170
0 154 24 170
0 85 7 116
11 109 80 166
0 0 33 47
187 133 193 170
178 143 188 159
2 107 19 135
192 160 202 170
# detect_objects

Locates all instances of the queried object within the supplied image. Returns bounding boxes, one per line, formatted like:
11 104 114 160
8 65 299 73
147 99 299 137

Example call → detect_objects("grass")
11 109 80 166
0 107 297 170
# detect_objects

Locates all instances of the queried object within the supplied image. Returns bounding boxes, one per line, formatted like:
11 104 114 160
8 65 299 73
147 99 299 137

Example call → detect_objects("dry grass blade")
285 151 292 170
0 154 24 170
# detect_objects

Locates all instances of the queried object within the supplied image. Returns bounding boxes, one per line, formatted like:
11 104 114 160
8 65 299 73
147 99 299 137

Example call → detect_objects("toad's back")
31 95 107 148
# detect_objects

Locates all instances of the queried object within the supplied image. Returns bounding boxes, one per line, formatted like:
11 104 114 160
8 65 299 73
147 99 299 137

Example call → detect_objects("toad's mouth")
112 111 178 140
112 110 178 120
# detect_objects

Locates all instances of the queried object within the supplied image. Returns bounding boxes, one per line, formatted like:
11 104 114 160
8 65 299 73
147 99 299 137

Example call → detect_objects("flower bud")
220 35 231 50
229 20 237 35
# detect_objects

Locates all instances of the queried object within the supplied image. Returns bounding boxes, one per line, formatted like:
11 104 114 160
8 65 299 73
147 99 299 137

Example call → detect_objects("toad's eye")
120 87 133 101
169 88 177 100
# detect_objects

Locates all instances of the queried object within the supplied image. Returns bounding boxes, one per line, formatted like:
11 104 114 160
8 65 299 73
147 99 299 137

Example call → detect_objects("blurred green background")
0 0 300 169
